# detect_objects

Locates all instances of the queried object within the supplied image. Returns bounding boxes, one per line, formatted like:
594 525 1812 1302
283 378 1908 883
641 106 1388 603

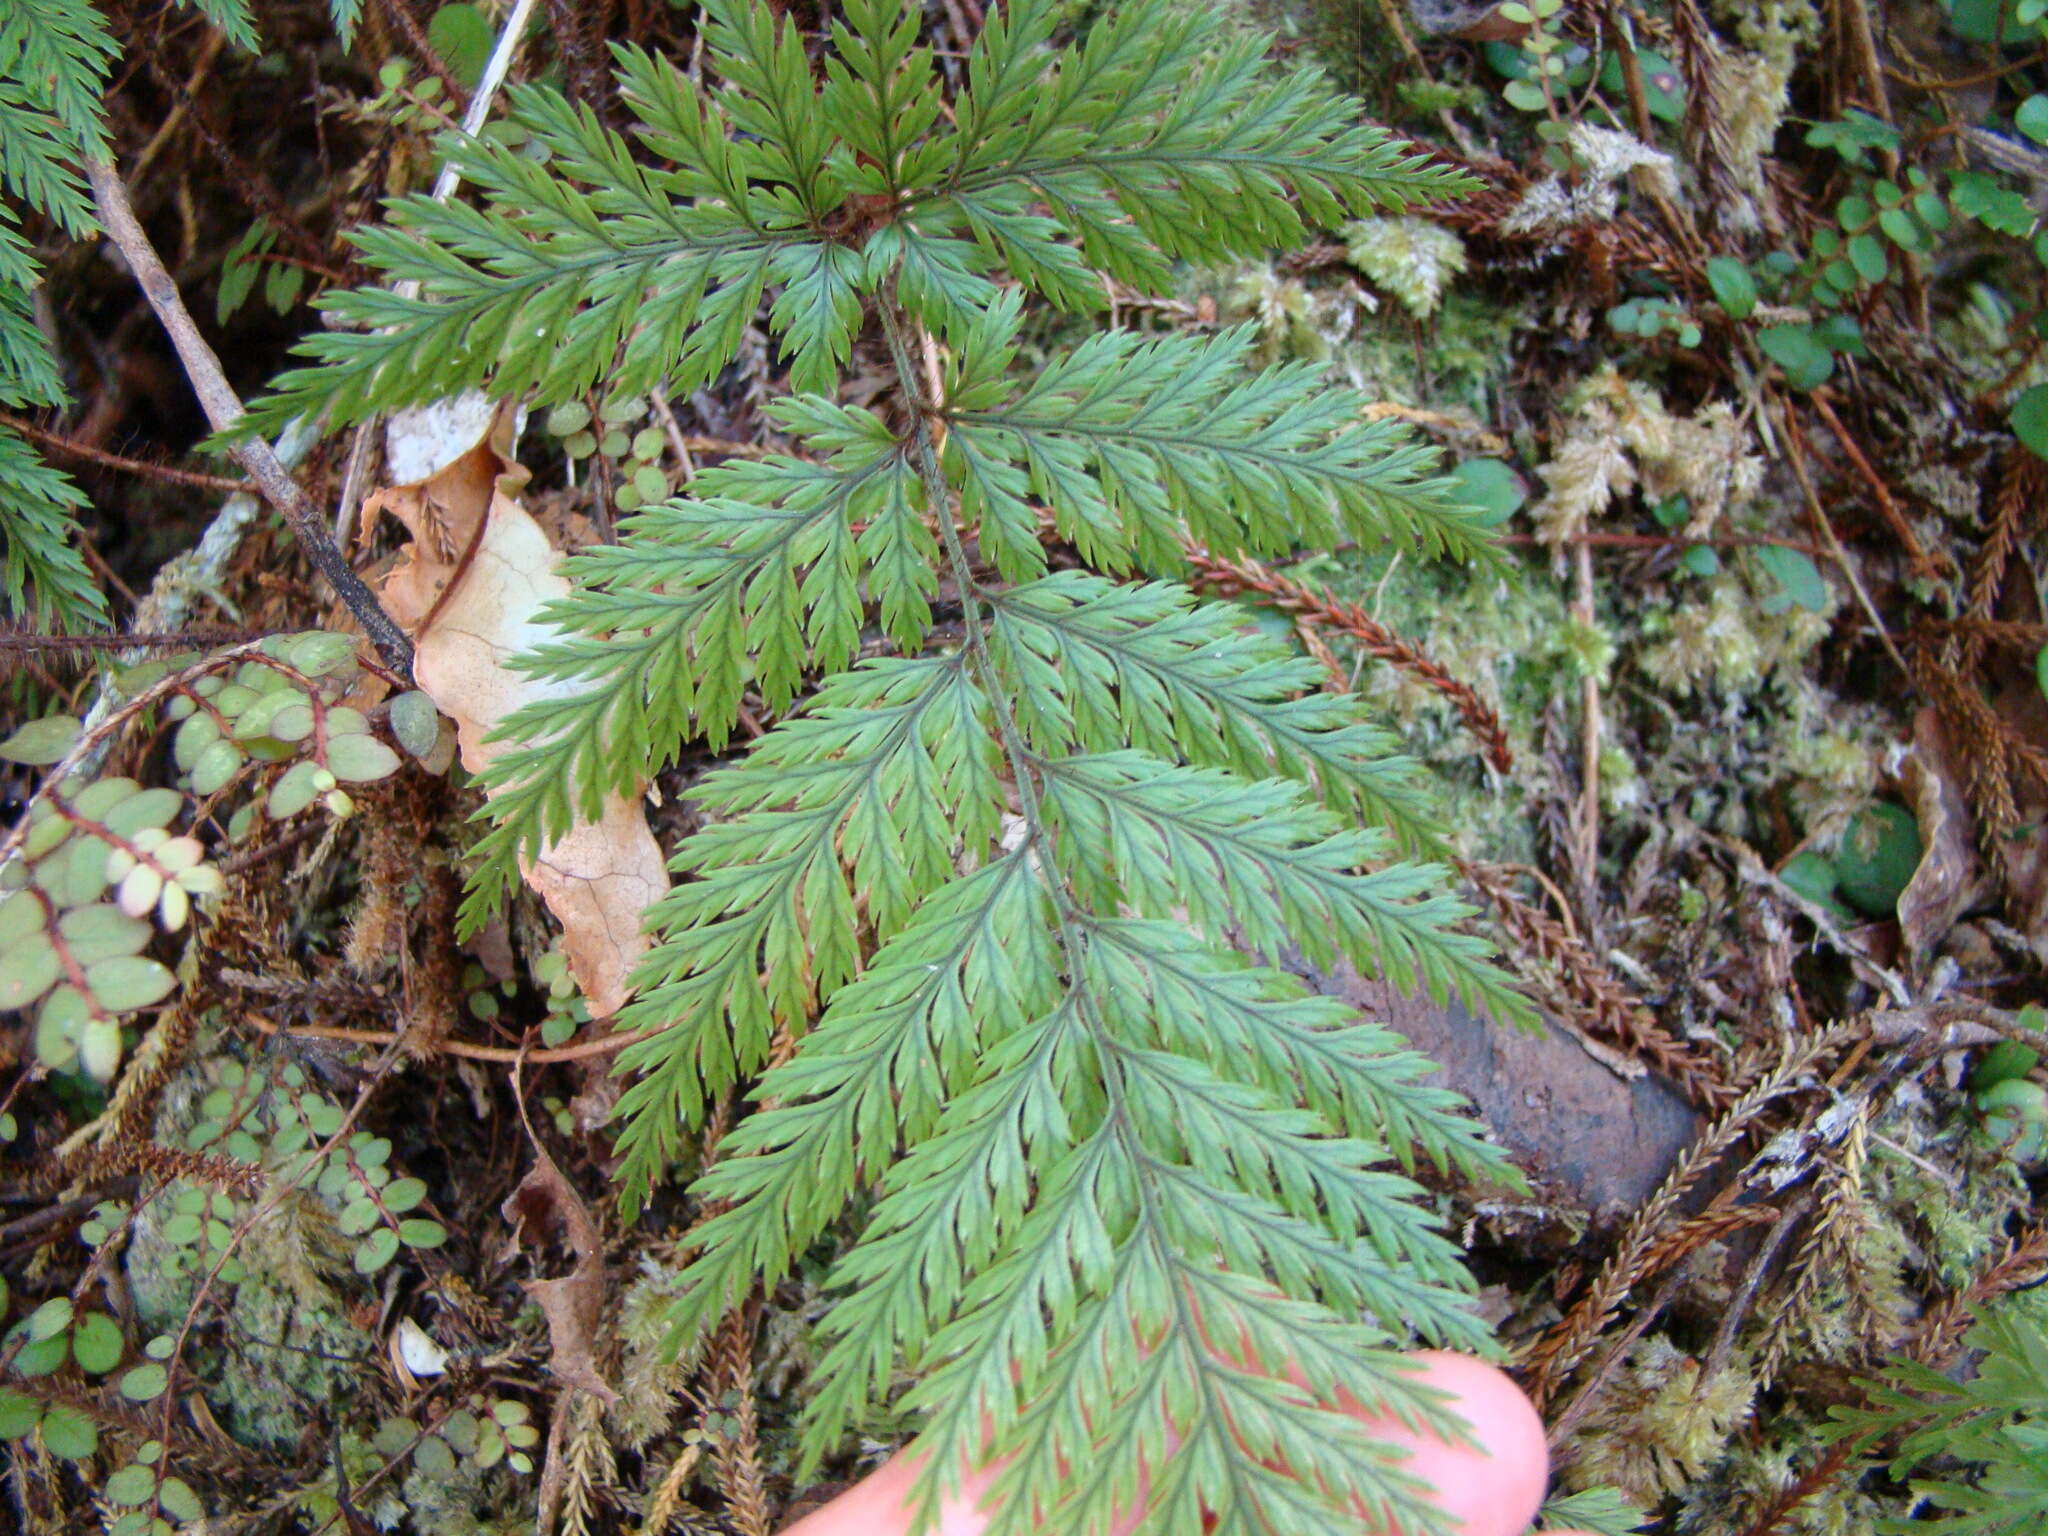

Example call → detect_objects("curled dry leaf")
1899 707 1988 968
502 1145 617 1403
367 395 668 1017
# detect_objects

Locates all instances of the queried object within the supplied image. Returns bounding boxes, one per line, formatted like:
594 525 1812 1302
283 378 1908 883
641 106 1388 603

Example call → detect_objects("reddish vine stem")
1181 544 1515 773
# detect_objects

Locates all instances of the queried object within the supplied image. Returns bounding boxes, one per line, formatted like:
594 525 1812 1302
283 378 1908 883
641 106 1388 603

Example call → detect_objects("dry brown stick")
83 159 415 674
1182 544 1515 773
1808 391 1941 582
1572 541 1600 918
1777 395 1910 677
0 627 273 653
1520 1024 1854 1405
240 1009 653 1064
0 412 253 495
1465 861 1733 1108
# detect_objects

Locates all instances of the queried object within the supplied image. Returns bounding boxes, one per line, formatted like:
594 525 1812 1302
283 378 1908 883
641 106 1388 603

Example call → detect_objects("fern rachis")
247 2 1533 1531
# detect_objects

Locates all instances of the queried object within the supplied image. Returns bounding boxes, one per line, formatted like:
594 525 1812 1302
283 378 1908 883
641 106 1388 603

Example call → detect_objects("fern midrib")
886 279 1340 1510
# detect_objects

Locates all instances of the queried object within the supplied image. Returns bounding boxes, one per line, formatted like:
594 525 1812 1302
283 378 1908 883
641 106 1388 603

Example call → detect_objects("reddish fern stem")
1181 544 1515 773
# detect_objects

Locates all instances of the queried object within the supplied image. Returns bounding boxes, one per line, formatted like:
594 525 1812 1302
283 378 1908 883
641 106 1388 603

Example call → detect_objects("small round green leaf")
71 1311 124 1374
1703 256 1756 320
2013 385 2048 460
2019 93 2048 145
27 1296 73 1340
268 760 326 820
119 1362 170 1401
0 939 62 1012
1678 544 1719 577
383 1176 427 1214
0 716 81 766
398 1218 447 1249
38 1404 96 1459
388 692 442 761
0 1388 41 1438
1751 545 1829 614
1757 325 1832 391
188 739 244 796
326 734 402 784
85 955 176 1013
285 632 359 677
1447 458 1526 527
104 1464 157 1505
158 1476 203 1523
58 906 153 966
355 1228 401 1273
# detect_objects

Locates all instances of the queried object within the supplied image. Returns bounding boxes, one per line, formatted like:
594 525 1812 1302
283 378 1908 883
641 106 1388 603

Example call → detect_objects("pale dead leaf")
1899 707 1988 968
367 406 667 1017
502 1147 616 1403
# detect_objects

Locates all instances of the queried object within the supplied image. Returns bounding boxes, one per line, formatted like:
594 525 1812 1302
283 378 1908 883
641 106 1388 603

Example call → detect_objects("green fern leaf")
1037 752 1532 1027
606 653 1006 1209
249 5 1528 1530
986 571 1443 848
0 0 115 171
460 399 920 928
0 427 106 631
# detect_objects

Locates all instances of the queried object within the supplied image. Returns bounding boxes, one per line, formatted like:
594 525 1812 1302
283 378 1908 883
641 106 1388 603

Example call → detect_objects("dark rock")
1294 959 1703 1221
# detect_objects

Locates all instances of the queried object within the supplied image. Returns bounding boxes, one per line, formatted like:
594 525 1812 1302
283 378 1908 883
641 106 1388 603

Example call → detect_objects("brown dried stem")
83 159 414 673
1181 544 1515 773
1464 861 1732 1108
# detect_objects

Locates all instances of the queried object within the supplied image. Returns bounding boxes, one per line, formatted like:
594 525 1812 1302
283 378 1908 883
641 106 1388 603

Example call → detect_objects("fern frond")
912 0 1478 297
820 0 948 199
1038 752 1534 1027
0 426 106 631
0 86 96 237
0 272 62 406
948 321 1503 570
247 6 1528 1531
667 849 1058 1358
606 653 1004 1208
1082 918 1516 1186
987 571 1443 849
0 0 108 630
180 0 260 51
0 0 115 176
697 0 846 217
240 81 808 437
461 402 917 927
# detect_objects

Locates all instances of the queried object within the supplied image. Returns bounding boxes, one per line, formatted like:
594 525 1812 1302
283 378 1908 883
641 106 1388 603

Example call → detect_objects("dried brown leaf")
502 1147 617 1404
367 402 667 1016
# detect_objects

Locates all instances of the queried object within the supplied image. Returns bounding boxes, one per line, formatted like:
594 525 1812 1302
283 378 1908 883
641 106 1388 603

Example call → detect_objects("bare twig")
83 159 414 672
0 411 253 495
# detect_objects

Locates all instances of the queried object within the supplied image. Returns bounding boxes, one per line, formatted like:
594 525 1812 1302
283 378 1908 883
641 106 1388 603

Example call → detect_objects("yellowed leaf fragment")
368 401 667 1017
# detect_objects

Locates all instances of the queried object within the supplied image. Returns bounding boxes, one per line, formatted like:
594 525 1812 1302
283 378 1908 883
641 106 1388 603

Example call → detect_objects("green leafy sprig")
247 4 1530 1532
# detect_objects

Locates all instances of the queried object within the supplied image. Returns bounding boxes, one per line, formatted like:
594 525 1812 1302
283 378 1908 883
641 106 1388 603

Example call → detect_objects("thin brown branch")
0 627 273 653
84 159 415 673
1808 390 1942 582
0 413 253 495
240 1010 654 1064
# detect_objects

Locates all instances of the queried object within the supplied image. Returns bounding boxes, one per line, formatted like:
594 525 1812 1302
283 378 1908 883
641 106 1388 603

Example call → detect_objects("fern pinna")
248 1 1534 1530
